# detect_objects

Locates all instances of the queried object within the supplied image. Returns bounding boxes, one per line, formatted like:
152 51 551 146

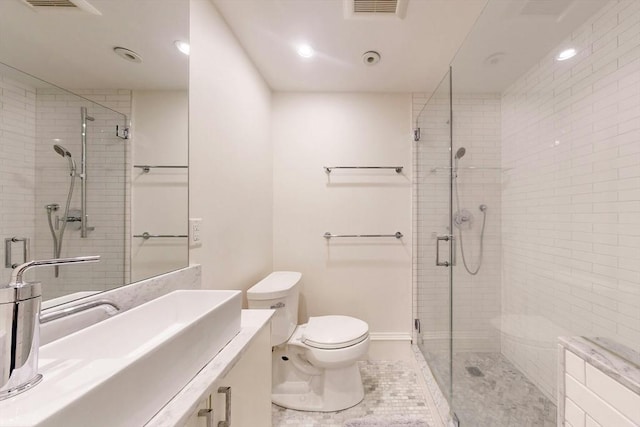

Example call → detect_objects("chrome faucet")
0 256 100 401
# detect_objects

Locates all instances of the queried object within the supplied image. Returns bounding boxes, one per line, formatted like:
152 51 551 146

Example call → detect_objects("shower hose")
454 177 486 276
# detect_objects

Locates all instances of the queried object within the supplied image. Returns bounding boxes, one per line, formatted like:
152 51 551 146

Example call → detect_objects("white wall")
501 0 640 400
272 93 412 335
0 73 36 285
131 90 188 281
189 0 273 292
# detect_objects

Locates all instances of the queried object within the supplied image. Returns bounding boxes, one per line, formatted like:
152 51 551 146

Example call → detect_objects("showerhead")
53 144 70 158
455 147 466 160
53 144 76 175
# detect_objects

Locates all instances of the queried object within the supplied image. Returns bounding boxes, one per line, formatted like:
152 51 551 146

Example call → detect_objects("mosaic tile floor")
425 351 557 427
272 360 436 427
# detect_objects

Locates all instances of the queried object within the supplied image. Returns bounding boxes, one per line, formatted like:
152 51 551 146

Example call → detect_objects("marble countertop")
559 336 640 395
145 309 274 427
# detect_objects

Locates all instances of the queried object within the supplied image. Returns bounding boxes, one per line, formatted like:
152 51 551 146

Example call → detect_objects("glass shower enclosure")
415 1 640 425
414 69 454 403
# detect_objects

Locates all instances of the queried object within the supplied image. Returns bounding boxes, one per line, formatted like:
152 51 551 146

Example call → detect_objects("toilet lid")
302 315 369 350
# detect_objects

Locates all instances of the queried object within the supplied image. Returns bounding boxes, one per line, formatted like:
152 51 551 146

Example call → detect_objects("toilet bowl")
247 272 370 412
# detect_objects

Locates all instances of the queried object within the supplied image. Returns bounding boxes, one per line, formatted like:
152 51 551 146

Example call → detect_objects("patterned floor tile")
425 351 557 427
272 360 436 427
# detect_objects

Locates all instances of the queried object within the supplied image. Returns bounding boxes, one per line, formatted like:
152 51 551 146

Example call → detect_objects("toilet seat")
301 315 369 350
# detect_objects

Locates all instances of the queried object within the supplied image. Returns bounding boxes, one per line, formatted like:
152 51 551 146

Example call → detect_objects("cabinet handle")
197 409 213 427
217 386 231 427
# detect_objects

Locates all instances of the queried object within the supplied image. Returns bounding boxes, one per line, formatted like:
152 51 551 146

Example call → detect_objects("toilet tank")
247 271 301 346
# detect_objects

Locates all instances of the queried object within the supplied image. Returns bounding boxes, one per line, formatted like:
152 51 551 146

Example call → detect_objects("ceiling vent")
344 0 408 19
24 0 75 6
19 0 101 14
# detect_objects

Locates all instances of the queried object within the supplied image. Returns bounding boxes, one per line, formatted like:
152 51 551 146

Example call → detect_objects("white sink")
0 290 241 427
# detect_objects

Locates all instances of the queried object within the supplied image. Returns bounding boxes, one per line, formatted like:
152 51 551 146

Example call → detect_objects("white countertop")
145 309 274 427
559 336 640 395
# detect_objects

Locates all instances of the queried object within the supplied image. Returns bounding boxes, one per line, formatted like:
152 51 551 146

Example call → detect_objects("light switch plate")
189 218 202 246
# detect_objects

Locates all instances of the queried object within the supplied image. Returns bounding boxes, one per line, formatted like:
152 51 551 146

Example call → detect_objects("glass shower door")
415 69 454 405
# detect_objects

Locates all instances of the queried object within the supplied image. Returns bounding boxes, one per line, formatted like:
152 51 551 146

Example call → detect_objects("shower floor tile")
272 360 438 427
426 351 556 427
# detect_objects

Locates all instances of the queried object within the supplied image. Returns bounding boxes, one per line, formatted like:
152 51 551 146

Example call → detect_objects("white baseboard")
366 332 413 361
369 332 412 341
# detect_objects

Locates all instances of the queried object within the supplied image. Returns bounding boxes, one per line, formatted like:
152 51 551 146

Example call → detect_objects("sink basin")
0 290 241 427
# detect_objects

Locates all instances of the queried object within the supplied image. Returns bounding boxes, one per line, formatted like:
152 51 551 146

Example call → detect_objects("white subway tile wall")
0 74 36 284
452 93 502 352
33 88 131 299
502 0 640 400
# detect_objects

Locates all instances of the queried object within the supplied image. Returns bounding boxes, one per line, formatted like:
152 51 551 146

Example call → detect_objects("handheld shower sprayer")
53 144 76 176
453 147 487 275
48 144 77 277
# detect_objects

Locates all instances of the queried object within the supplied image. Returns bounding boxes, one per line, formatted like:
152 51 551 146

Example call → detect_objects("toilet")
247 271 370 412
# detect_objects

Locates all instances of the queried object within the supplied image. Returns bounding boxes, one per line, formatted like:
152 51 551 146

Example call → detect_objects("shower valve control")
189 218 202 247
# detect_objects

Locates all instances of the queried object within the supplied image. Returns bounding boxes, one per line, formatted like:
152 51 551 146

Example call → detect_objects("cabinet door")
213 324 272 427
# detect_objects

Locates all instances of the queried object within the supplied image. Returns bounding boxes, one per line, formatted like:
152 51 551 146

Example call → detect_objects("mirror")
0 0 189 305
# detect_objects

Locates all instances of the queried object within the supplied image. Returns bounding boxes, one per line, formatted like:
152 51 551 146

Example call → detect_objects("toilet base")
271 347 365 412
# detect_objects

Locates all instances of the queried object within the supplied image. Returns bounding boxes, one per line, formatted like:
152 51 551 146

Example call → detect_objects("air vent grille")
24 0 77 7
20 0 101 14
353 0 398 13
345 0 407 19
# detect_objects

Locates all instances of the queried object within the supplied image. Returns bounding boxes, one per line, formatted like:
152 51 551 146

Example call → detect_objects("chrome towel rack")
324 166 403 174
324 232 403 239
134 165 188 173
134 232 188 240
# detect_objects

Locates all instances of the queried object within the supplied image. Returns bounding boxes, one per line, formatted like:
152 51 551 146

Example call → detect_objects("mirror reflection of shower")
453 146 487 275
46 144 77 277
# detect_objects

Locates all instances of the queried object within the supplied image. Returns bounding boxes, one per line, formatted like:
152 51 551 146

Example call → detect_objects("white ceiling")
451 0 609 93
0 0 189 90
213 0 610 93
0 0 610 94
213 0 488 93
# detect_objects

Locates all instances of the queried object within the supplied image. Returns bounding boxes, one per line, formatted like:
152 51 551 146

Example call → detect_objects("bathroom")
0 0 638 426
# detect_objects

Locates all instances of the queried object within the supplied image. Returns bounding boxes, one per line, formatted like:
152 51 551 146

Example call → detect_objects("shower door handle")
436 235 452 267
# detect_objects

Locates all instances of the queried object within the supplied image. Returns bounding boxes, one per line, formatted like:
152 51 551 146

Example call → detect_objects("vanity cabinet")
182 323 272 427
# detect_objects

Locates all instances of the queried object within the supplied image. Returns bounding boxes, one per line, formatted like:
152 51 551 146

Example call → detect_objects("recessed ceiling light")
296 44 314 58
556 48 577 61
174 40 190 56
